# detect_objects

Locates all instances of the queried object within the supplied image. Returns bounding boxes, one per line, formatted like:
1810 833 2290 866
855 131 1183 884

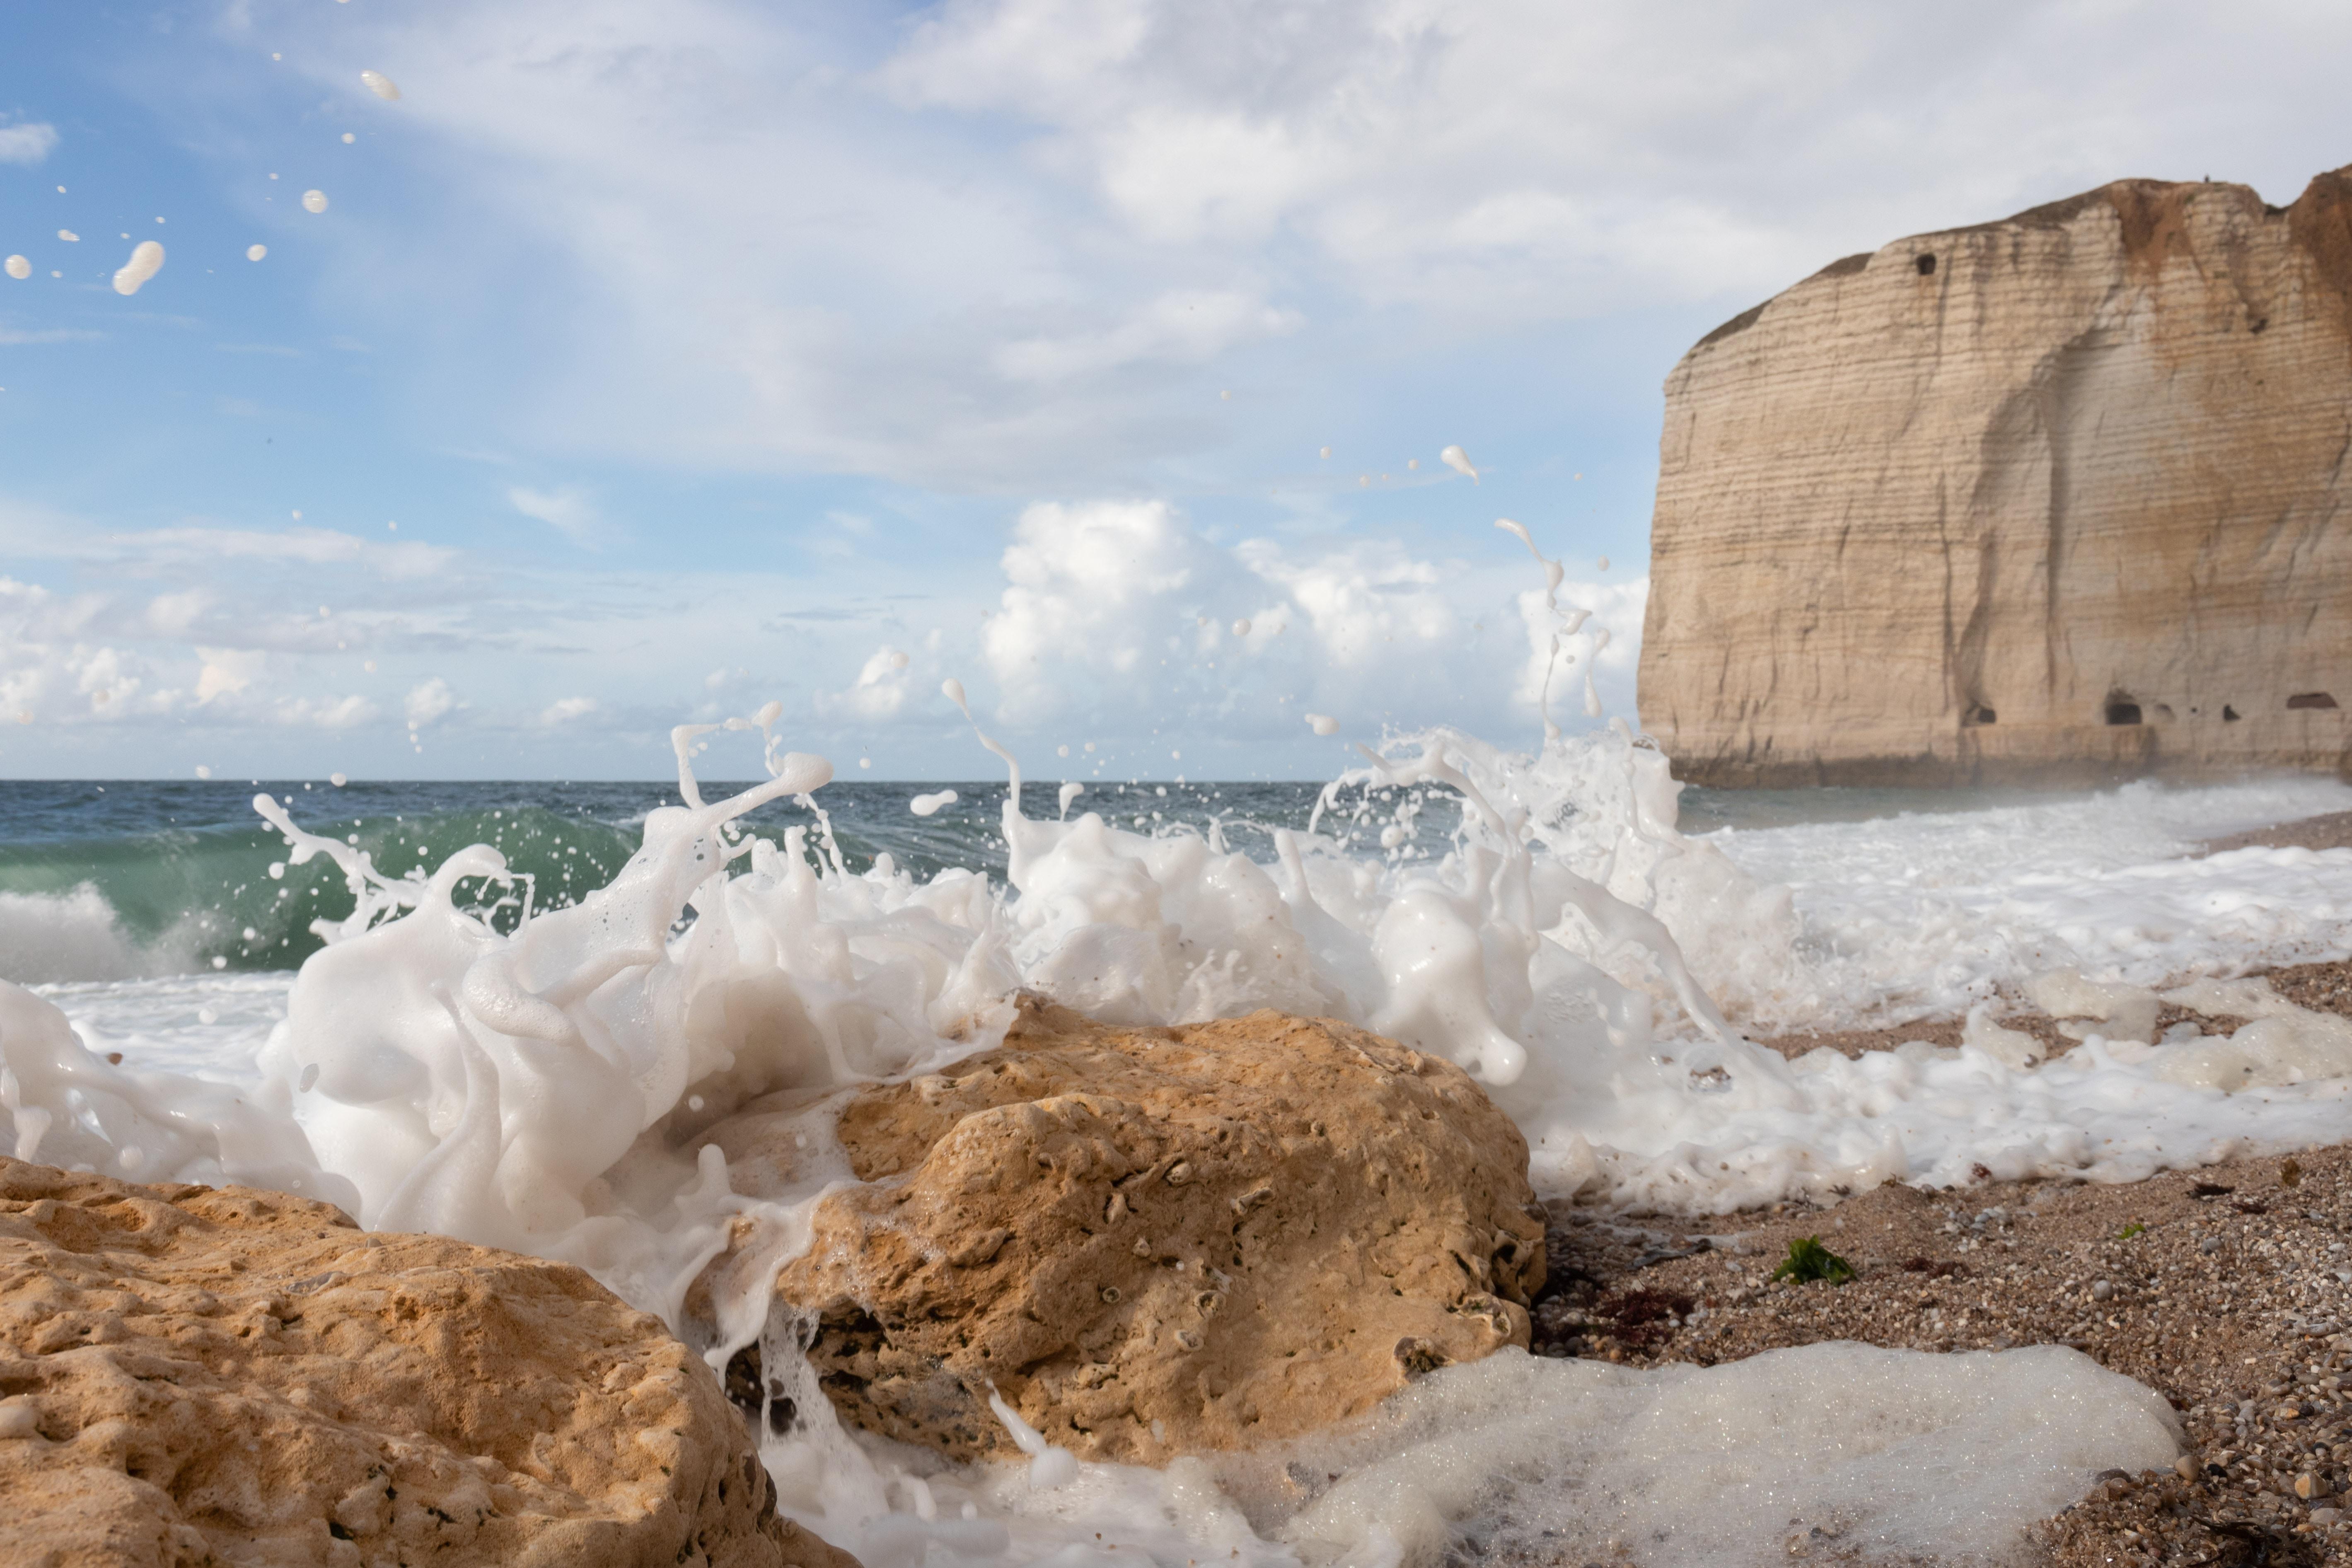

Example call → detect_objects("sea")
7 749 2352 1566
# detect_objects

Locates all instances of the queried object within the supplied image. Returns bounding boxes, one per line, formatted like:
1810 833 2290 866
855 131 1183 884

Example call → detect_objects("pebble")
2091 1280 2114 1301
2199 1236 2225 1254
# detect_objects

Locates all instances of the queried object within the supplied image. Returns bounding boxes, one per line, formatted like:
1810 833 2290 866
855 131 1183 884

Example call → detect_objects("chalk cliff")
1638 164 2352 786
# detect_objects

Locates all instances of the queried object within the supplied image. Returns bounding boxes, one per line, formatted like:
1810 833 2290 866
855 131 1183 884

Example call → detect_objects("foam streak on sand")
2 688 2345 1560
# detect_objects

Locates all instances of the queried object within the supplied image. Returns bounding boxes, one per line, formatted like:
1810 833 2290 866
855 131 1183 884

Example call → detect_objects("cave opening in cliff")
1963 703 1997 727
1915 253 1936 275
2103 695 2143 725
2223 705 2242 721
2287 692 2339 710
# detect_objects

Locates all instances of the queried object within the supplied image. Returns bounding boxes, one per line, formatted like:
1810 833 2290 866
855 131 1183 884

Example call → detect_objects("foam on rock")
0 1158 833 1568
706 997 1545 1466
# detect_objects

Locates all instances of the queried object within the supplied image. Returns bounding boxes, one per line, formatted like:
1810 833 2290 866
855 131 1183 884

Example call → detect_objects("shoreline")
1536 1142 2350 1563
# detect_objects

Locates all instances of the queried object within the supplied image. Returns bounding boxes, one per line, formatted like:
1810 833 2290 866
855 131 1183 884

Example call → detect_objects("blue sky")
4 0 2350 780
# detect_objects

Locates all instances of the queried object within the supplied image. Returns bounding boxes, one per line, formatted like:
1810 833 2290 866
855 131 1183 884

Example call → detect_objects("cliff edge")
1639 164 2352 786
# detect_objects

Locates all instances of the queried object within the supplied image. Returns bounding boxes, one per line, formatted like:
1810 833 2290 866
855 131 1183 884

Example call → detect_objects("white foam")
1235 1344 2179 1568
911 788 960 817
1702 776 2352 1028
0 886 199 984
111 239 164 296
5 550 2350 1562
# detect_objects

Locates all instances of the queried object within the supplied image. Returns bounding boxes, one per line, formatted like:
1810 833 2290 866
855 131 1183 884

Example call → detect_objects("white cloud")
0 518 458 581
981 500 1210 721
817 646 916 722
994 290 1302 384
508 485 602 546
974 498 1645 744
539 696 597 725
275 693 380 729
404 677 457 729
0 122 58 166
194 646 265 704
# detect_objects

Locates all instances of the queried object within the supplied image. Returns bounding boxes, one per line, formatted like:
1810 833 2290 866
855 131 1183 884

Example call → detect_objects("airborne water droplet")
111 240 165 296
360 70 401 101
302 189 329 214
246 244 268 261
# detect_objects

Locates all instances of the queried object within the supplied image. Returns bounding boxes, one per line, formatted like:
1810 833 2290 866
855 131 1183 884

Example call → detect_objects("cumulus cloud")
404 677 457 729
194 647 265 704
817 646 917 722
976 497 1641 744
981 500 1211 720
0 121 58 166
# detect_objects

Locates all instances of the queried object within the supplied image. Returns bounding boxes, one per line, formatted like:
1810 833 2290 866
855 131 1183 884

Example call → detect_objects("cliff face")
1638 165 2352 787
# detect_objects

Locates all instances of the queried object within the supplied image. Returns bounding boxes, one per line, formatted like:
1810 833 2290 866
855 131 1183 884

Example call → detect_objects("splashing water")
4 531 2340 1563
111 239 164 297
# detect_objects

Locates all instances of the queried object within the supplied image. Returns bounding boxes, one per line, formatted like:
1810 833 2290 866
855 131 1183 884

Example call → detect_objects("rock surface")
717 999 1545 1465
0 1158 835 1568
1639 162 2352 787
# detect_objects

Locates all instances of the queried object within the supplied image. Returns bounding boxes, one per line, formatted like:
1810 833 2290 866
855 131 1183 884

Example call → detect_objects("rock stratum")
1639 162 2352 786
696 1000 1545 1467
0 1159 836 1568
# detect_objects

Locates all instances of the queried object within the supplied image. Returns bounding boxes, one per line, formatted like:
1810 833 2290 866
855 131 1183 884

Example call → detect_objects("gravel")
1530 1141 2352 1564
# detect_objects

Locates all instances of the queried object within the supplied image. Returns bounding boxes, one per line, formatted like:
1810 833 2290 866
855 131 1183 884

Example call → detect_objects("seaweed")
1769 1236 1856 1285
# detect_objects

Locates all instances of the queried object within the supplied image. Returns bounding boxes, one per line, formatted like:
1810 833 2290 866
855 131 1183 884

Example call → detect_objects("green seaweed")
1769 1235 1856 1285
2116 1221 2146 1239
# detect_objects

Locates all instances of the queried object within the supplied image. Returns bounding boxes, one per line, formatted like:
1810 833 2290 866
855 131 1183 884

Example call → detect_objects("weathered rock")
0 1158 841 1568
713 999 1544 1466
1639 162 2352 786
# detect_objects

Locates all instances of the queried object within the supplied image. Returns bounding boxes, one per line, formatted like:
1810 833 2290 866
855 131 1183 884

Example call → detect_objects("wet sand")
2204 810 2352 857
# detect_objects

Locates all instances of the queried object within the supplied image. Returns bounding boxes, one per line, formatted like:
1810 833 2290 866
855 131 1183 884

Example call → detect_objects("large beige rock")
1639 163 2352 786
0 1159 843 1568
711 1000 1544 1466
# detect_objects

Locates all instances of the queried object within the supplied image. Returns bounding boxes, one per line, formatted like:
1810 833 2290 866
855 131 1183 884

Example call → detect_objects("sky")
2 1 2350 781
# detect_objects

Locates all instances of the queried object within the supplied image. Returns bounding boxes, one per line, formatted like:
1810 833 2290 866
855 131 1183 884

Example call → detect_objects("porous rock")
1639 162 2352 787
0 1158 845 1568
722 999 1545 1465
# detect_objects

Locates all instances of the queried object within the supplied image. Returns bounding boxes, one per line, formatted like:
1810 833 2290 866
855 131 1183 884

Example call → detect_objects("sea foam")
2 595 2341 1562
